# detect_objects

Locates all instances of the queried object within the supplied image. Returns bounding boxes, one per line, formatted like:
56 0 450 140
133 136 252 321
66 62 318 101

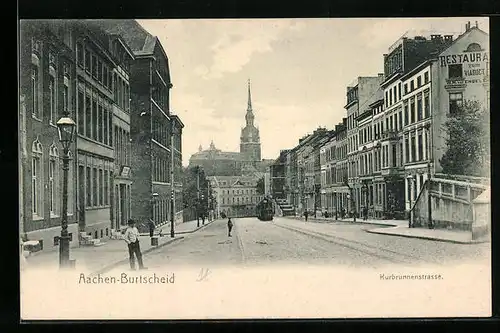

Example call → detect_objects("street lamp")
170 120 175 238
201 193 205 225
196 166 200 227
344 181 356 222
361 182 368 220
56 112 76 269
407 175 415 228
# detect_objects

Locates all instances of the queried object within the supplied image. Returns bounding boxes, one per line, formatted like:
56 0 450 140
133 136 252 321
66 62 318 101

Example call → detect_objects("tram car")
256 197 274 221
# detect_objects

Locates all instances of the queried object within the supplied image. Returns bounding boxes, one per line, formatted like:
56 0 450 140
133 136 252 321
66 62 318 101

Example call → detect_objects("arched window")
465 43 482 52
49 144 59 216
32 139 43 218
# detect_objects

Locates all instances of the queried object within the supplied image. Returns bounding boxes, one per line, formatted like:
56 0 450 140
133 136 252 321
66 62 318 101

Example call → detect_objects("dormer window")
465 43 482 52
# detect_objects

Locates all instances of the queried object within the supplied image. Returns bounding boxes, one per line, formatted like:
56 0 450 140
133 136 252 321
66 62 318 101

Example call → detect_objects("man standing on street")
304 210 309 222
227 217 233 237
124 219 147 270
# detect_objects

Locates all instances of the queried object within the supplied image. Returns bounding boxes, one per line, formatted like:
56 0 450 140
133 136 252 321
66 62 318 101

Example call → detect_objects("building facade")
19 20 79 249
210 176 264 218
19 20 186 253
270 22 489 223
345 75 384 216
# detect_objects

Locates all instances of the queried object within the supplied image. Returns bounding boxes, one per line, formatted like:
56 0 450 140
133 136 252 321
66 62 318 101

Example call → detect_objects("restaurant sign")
440 51 489 84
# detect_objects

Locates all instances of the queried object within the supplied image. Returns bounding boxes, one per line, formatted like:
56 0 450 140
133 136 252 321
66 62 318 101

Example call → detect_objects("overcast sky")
137 17 489 166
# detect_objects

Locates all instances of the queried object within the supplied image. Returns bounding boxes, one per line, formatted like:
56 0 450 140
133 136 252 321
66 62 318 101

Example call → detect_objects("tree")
439 100 490 177
181 166 209 216
256 176 265 195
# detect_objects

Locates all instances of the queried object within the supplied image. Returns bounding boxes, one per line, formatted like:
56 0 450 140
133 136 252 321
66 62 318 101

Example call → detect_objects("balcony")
445 77 466 90
380 130 399 141
380 166 400 177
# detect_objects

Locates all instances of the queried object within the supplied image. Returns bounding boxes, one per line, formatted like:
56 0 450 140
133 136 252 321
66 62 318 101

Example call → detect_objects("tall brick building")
19 20 184 252
19 20 79 249
93 20 185 230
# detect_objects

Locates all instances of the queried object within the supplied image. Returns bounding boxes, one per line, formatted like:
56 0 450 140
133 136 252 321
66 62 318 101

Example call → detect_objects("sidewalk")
139 219 215 236
25 219 216 273
286 215 480 244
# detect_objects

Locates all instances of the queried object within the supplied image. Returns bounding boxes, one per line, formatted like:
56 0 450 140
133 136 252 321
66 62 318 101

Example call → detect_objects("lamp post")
361 182 368 220
170 120 175 238
56 112 76 269
424 122 434 230
344 182 356 222
407 175 415 228
334 192 338 220
201 193 205 225
196 167 200 227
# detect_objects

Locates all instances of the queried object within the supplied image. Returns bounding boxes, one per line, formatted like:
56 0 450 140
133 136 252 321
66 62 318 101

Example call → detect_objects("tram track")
272 222 436 266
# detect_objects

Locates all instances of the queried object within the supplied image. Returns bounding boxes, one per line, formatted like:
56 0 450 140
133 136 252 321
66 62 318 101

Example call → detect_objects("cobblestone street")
103 217 490 273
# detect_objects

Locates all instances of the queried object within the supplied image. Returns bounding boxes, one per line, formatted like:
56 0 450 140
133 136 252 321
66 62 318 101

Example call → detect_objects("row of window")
221 196 262 205
220 188 258 195
404 128 430 164
81 165 112 208
385 82 402 108
152 199 172 225
77 41 131 112
403 71 430 95
77 42 113 93
403 91 431 126
31 55 71 122
152 112 171 148
31 140 74 218
77 88 113 146
321 163 348 186
114 73 130 112
384 47 402 78
152 74 169 112
152 154 171 183
114 126 130 167
346 86 358 105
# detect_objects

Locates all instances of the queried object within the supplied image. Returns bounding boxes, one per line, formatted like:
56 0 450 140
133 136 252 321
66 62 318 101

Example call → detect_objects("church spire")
245 79 255 126
247 78 252 111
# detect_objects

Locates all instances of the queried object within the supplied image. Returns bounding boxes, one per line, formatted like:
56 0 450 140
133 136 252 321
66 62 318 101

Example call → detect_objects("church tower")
240 79 261 162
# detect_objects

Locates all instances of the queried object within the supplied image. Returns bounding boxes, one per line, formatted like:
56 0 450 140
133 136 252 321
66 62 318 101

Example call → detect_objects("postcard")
19 17 491 320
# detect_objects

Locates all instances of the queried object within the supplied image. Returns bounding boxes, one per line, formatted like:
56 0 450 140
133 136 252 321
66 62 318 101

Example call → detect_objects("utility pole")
197 166 200 228
170 120 175 238
427 161 433 229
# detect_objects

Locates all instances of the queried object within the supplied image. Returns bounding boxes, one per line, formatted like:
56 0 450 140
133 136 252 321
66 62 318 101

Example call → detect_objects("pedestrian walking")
148 219 155 238
227 218 233 237
363 206 368 221
124 219 147 270
304 210 309 222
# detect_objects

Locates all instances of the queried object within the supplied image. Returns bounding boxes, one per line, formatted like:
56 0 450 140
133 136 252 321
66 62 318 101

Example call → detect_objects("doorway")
120 184 127 227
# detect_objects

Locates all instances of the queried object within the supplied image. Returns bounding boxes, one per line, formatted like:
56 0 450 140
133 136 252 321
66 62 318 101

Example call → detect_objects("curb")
175 220 215 235
288 216 398 228
90 236 185 275
364 228 485 244
139 220 216 236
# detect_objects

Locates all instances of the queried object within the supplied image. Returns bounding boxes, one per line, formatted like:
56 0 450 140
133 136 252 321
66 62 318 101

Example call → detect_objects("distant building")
189 80 271 179
189 141 243 177
209 176 265 218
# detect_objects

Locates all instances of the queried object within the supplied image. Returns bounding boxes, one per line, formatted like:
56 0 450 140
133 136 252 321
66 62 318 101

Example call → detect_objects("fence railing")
411 176 488 230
